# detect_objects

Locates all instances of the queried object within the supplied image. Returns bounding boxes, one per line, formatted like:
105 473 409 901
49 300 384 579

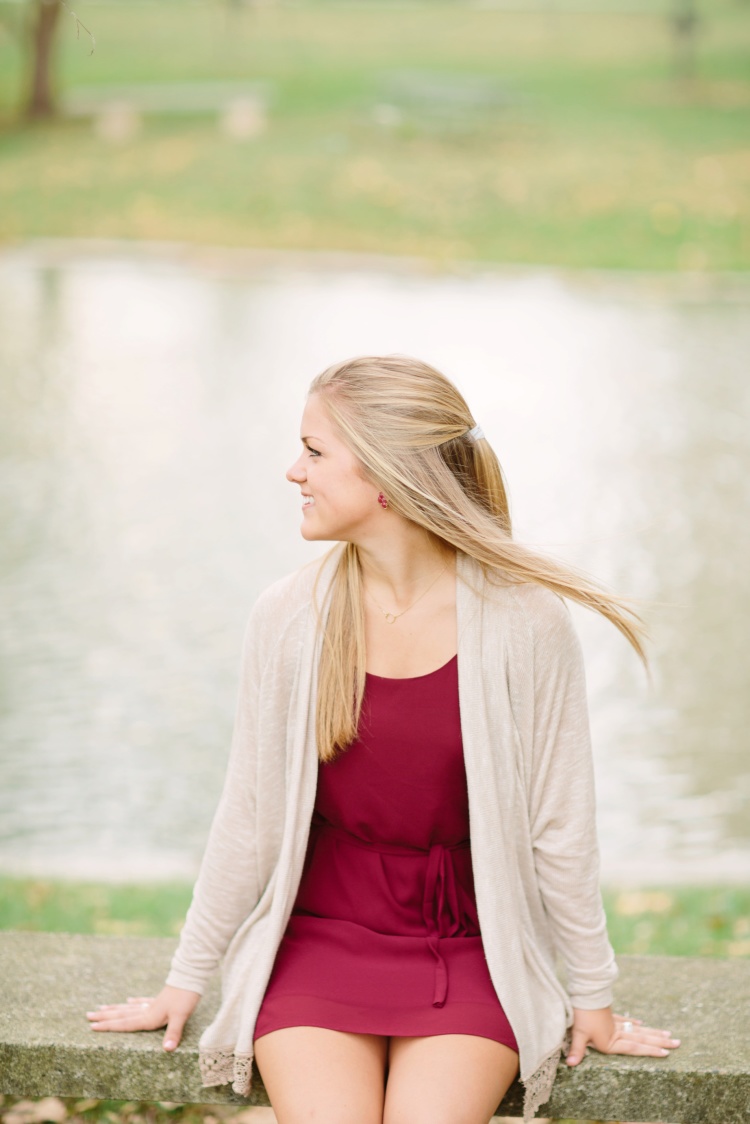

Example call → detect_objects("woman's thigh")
383 1034 519 1124
253 1026 388 1124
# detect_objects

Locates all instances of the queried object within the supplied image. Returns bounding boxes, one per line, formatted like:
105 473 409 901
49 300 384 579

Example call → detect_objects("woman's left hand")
566 1007 680 1066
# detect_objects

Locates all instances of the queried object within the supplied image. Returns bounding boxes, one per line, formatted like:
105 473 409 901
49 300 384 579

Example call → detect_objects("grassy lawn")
2 875 749 958
0 0 748 269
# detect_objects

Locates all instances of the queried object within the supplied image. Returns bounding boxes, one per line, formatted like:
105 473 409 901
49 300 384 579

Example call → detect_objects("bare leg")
253 1027 388 1124
383 1034 519 1124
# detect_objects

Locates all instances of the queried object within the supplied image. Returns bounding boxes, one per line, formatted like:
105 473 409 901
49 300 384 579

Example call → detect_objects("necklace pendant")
384 612 397 624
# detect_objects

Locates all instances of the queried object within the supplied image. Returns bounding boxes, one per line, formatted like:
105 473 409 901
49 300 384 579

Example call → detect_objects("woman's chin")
300 519 321 541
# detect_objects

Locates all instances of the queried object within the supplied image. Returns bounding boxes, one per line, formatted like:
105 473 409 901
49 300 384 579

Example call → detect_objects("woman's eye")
306 446 320 457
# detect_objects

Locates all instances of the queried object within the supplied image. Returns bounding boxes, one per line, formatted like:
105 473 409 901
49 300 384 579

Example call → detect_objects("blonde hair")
308 355 645 761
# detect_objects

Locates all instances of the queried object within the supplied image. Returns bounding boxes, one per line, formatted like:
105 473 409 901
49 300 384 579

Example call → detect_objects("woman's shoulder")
507 580 572 627
504 581 583 674
248 546 341 632
467 558 577 652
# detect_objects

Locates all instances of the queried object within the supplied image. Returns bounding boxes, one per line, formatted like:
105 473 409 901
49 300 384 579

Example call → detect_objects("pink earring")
377 492 388 509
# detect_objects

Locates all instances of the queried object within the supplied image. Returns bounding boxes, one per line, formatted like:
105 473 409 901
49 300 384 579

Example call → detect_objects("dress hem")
253 994 518 1053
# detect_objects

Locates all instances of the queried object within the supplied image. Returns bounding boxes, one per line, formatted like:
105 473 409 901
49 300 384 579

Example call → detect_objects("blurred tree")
26 0 63 119
671 0 700 83
24 0 93 121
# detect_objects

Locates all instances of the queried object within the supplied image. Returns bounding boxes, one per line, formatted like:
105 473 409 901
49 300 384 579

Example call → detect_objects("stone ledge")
1 933 749 1122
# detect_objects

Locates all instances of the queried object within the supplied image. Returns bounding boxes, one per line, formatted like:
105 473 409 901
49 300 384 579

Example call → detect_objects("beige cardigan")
167 545 617 1120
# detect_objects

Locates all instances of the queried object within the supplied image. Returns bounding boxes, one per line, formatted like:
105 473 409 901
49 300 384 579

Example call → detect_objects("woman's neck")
355 536 456 607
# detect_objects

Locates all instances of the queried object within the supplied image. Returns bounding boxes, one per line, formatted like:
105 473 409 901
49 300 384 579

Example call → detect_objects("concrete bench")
62 83 270 141
1 932 748 1123
373 71 520 133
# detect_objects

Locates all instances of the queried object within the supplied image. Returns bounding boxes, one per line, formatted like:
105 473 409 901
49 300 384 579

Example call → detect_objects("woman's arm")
524 591 679 1061
525 591 617 1009
86 593 275 1042
165 601 265 993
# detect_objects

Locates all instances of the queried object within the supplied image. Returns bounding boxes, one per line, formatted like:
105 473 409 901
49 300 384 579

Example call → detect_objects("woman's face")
286 394 380 543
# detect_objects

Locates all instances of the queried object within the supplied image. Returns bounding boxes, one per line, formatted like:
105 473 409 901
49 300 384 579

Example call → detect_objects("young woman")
87 356 679 1123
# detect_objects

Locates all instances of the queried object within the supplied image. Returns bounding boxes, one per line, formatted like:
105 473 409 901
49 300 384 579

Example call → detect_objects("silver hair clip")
467 424 485 442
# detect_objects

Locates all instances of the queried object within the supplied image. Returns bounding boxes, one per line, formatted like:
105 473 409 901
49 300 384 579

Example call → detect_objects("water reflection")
0 244 748 883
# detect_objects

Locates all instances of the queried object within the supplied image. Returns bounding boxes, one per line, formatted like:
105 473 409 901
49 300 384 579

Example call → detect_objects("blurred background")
1 0 748 267
0 0 749 950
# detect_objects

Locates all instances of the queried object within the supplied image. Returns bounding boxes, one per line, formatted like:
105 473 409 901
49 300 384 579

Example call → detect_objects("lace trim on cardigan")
521 1041 564 1122
200 1040 565 1117
200 1049 253 1096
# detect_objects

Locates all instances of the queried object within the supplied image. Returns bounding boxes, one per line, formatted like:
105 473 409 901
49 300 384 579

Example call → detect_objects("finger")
89 1012 162 1031
613 1013 643 1025
619 1024 680 1046
634 1024 676 1038
126 996 155 1005
89 1007 146 1016
620 1031 681 1050
163 1011 189 1052
88 1007 167 1033
566 1026 589 1067
609 1023 681 1055
86 1005 133 1020
89 1014 154 1032
86 1004 149 1020
612 1038 679 1057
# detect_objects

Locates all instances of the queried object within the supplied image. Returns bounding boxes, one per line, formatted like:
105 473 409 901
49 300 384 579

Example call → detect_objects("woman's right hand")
86 984 201 1051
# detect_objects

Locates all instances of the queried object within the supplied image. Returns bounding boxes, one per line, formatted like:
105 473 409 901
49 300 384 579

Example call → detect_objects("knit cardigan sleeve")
523 589 618 1011
165 590 274 995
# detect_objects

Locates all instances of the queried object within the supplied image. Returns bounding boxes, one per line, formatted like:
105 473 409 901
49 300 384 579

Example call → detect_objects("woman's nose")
286 455 306 484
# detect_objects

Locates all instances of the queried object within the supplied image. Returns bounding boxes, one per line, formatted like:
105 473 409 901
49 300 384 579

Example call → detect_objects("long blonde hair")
308 355 645 761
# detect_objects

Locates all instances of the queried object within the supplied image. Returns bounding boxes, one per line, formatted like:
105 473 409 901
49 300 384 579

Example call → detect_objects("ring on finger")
141 1002 150 1009
622 1020 634 1034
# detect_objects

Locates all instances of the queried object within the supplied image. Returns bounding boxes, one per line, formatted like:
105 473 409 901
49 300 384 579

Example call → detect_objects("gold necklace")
365 557 451 625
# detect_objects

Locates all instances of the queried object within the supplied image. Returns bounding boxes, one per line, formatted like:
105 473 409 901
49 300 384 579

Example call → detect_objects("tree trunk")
671 0 699 84
26 0 63 120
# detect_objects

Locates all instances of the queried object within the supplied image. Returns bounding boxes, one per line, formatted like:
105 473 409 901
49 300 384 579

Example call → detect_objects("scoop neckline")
365 653 457 681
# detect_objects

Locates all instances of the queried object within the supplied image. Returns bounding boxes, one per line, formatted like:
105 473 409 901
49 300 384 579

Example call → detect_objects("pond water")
0 242 748 885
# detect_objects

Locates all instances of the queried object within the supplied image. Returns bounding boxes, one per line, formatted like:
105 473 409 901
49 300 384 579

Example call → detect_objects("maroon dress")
253 654 518 1051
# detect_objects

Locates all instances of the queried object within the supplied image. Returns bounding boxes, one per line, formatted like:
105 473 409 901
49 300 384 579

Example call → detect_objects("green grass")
0 0 748 269
2 876 749 958
602 885 750 958
0 877 192 937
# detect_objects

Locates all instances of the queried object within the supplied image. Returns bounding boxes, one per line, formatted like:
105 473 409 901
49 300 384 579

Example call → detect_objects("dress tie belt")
422 841 467 1007
311 819 471 1009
